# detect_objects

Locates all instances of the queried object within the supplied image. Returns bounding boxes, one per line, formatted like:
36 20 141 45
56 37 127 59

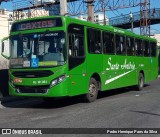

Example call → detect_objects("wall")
0 14 9 40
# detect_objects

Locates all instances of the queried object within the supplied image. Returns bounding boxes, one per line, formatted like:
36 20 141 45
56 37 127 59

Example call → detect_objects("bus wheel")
84 78 98 103
137 73 144 91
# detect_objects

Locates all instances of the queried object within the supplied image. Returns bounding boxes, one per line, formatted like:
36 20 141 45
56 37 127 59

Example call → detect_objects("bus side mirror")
2 42 4 52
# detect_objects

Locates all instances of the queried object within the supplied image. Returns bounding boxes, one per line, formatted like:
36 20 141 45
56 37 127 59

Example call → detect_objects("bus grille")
12 70 53 78
15 85 50 94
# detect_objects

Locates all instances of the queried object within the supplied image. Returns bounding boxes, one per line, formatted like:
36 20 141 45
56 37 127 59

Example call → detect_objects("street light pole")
130 12 134 32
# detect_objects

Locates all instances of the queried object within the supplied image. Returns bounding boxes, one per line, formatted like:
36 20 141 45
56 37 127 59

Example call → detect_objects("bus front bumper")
9 80 68 97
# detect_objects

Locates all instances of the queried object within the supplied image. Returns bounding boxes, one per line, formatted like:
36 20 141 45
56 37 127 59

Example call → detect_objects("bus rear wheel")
84 78 98 103
137 73 144 91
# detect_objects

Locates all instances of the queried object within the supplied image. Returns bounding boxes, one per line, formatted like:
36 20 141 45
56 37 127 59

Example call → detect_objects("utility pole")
103 0 106 25
87 0 94 23
140 0 150 36
60 0 68 15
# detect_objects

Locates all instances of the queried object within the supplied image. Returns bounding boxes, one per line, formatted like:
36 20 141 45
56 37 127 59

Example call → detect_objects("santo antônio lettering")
19 20 54 30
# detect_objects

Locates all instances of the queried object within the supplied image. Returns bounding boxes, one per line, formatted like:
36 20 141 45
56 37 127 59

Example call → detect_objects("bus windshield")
10 31 66 68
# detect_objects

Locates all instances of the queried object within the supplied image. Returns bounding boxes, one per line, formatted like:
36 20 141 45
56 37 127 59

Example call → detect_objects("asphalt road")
0 78 160 137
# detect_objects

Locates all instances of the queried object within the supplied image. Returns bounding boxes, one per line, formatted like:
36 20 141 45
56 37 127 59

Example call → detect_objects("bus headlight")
50 74 66 88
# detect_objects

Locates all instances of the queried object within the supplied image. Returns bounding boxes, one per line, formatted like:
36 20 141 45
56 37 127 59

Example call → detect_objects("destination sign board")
11 18 62 31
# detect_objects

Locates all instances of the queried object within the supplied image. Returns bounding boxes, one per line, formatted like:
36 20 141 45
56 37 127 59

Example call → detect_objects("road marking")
31 115 56 121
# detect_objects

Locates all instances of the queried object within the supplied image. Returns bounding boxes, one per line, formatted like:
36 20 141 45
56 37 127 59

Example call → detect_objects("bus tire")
84 78 98 103
137 73 144 91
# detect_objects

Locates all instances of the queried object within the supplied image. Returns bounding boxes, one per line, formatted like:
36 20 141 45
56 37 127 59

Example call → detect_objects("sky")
105 0 160 34
0 0 160 34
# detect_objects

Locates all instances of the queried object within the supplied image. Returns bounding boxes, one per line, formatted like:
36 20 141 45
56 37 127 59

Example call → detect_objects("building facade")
0 9 13 41
0 9 12 69
151 34 160 47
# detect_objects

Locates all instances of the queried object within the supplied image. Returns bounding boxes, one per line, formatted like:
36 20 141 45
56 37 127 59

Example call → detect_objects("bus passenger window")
126 37 135 56
144 40 150 57
135 39 143 56
103 32 114 54
115 35 126 55
150 42 157 57
87 28 102 54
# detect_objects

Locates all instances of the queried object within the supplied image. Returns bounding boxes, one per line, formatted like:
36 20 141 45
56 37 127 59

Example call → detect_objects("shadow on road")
98 84 149 99
130 110 160 117
1 97 82 109
1 85 149 109
0 69 9 97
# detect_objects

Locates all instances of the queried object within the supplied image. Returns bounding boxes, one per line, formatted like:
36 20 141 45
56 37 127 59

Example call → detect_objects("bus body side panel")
102 55 137 91
136 57 150 83
67 24 89 96
86 54 103 86
67 61 88 96
150 46 158 81
145 57 152 82
115 56 137 88
150 56 158 80
101 55 117 91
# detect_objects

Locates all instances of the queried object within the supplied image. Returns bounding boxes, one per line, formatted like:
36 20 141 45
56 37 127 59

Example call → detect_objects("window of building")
103 32 114 54
115 35 126 55
87 28 102 54
126 37 135 56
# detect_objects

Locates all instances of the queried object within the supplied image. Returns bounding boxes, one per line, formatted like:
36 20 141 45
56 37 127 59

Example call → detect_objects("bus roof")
11 15 157 42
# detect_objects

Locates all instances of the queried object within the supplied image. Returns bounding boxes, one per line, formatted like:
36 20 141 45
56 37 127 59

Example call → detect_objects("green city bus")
2 16 158 102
